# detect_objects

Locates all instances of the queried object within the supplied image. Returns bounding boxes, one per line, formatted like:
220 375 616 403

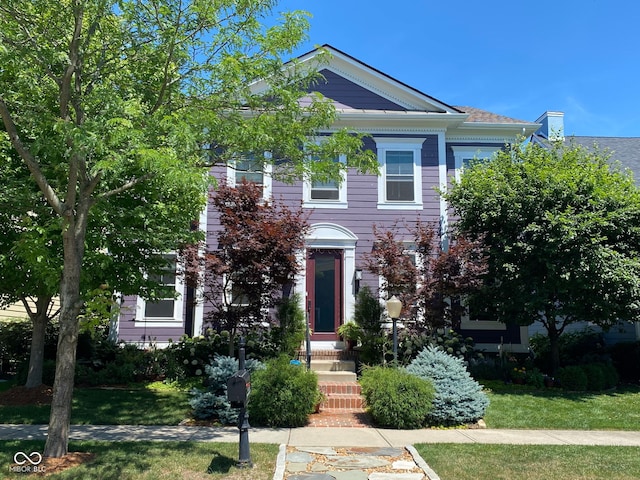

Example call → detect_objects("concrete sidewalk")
2 424 640 447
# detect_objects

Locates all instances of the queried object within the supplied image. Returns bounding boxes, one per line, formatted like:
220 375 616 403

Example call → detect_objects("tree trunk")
24 296 52 389
44 208 87 458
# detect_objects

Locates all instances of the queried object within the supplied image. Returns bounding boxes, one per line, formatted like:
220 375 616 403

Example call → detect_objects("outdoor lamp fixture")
385 295 402 363
354 268 363 294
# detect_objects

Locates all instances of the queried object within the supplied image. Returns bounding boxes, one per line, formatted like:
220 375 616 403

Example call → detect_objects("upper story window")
228 153 273 198
303 154 347 209
451 146 500 183
375 138 424 210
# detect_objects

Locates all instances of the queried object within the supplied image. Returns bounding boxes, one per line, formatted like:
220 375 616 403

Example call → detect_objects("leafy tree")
363 221 487 330
0 0 375 457
446 142 640 373
182 181 309 355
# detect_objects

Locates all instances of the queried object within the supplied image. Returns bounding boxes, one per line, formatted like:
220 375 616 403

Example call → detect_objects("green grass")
0 383 191 425
483 381 640 430
0 440 279 480
416 444 640 480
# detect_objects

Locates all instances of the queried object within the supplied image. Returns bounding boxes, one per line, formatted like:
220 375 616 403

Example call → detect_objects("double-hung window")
228 153 273 198
136 254 184 327
451 146 500 183
375 138 424 209
303 154 347 208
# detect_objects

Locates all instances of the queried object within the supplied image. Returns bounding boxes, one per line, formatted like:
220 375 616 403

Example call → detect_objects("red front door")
306 249 342 341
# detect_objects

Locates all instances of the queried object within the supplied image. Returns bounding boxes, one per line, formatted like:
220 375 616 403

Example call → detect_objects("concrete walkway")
2 424 640 447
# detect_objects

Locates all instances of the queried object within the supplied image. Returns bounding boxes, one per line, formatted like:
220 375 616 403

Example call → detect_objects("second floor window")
385 150 415 201
235 155 263 185
303 154 348 208
375 138 424 210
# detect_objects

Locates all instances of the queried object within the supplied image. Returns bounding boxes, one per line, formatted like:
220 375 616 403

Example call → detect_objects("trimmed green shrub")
407 346 489 426
557 365 588 391
189 355 264 424
359 366 434 429
599 362 620 389
581 363 606 391
248 355 320 427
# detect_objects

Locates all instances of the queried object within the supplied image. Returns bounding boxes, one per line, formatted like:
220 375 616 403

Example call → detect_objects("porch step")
316 371 357 382
319 381 364 410
296 349 359 361
309 360 356 373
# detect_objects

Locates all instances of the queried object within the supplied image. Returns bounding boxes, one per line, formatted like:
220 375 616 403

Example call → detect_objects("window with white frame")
228 153 273 198
451 145 500 183
303 154 347 208
375 138 424 209
136 254 184 327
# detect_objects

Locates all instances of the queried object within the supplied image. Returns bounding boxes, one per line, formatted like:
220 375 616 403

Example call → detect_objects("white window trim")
452 145 500 183
135 253 184 328
227 152 273 199
303 154 348 209
375 137 424 210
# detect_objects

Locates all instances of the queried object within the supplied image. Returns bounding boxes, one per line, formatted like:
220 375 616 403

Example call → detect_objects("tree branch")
97 173 155 200
0 97 65 215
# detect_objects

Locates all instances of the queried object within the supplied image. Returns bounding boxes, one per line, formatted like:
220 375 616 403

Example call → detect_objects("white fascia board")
453 122 541 137
331 111 468 130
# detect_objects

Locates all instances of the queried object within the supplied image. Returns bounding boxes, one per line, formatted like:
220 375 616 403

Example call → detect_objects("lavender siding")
311 69 408 111
117 295 187 345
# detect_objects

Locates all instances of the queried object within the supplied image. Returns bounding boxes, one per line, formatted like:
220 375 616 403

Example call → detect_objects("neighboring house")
531 111 640 344
116 45 539 353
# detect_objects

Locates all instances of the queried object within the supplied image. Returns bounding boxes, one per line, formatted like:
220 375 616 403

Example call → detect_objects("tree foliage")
0 0 374 457
363 221 487 330
446 142 640 372
182 181 309 351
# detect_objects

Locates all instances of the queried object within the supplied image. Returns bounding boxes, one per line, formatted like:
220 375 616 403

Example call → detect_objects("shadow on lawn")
207 451 238 474
482 379 640 401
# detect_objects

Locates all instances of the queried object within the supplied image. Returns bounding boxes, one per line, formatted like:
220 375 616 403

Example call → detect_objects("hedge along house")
116 45 539 353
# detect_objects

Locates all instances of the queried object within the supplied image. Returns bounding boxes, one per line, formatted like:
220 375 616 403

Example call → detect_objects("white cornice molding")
447 135 517 143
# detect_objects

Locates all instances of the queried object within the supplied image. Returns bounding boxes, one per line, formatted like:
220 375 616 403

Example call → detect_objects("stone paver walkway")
275 445 440 480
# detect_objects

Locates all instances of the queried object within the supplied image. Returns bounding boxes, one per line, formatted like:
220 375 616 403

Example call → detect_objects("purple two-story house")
116 45 539 354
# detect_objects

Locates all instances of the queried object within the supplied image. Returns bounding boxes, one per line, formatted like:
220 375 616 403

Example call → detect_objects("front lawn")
483 381 640 430
0 440 279 480
416 444 640 480
0 382 190 425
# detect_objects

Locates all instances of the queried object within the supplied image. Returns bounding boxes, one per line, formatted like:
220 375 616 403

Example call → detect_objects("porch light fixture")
355 269 363 281
385 295 402 363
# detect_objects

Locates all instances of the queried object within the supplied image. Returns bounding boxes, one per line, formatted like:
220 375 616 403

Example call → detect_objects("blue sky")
275 0 640 137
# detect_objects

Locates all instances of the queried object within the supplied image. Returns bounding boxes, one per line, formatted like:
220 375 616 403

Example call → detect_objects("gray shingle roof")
566 136 640 182
455 106 531 124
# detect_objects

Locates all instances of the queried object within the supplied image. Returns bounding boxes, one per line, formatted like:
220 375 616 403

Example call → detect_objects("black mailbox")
227 370 251 408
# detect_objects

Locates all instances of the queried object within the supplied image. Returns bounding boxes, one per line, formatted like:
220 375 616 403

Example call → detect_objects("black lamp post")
385 295 402 364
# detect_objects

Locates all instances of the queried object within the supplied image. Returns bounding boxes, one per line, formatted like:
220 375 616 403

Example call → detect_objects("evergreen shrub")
270 294 306 356
557 365 588 391
248 355 321 427
353 286 385 365
581 363 606 391
359 366 434 429
189 355 264 424
407 345 489 426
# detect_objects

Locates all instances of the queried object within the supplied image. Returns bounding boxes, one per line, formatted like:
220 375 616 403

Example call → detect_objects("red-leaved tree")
182 181 309 353
364 221 487 331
